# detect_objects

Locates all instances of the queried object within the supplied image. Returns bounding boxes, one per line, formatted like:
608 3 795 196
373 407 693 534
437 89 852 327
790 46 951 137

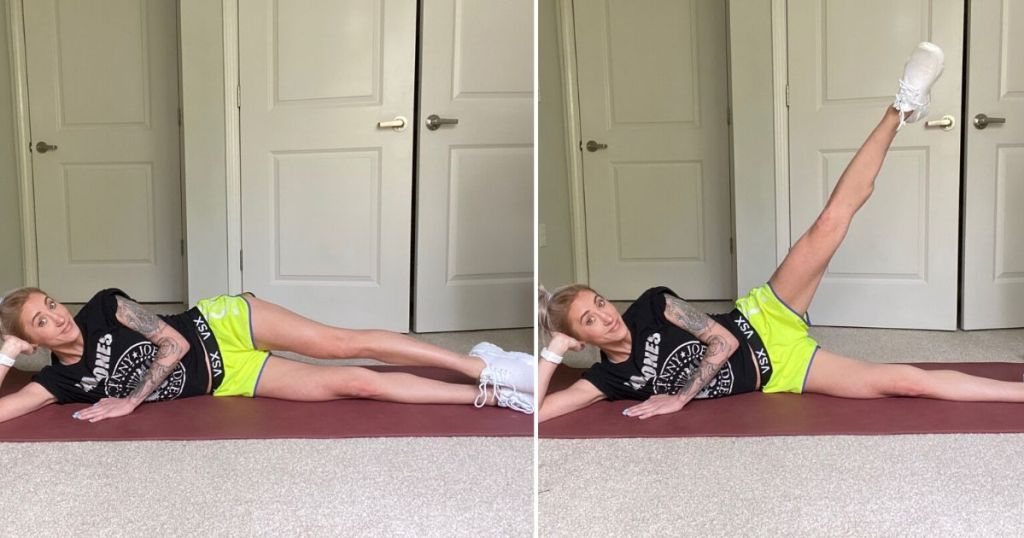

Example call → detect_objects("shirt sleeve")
581 363 638 401
30 367 69 404
87 288 134 327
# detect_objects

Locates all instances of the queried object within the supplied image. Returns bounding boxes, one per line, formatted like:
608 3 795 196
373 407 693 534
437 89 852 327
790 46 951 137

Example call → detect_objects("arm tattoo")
678 334 732 397
114 298 187 403
129 337 181 403
663 295 711 336
115 296 161 336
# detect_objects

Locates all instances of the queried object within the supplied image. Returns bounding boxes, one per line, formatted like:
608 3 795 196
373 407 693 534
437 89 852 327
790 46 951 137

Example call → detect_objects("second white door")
25 0 182 302
787 0 964 330
575 0 734 301
414 0 534 332
240 0 416 331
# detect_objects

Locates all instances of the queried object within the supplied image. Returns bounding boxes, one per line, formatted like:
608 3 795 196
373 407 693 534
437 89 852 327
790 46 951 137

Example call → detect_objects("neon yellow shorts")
195 294 270 398
734 283 819 394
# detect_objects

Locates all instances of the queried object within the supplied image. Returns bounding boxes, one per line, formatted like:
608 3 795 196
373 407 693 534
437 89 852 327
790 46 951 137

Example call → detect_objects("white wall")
0 2 24 292
729 0 779 292
538 0 575 289
179 0 230 304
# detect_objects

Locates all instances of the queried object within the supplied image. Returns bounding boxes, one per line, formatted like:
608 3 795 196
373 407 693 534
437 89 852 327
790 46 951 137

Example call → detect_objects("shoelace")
474 367 524 410
496 389 533 414
894 79 927 131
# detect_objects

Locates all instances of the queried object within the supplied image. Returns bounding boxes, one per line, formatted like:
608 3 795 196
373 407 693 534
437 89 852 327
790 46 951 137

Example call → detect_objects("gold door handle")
924 115 956 131
376 116 408 131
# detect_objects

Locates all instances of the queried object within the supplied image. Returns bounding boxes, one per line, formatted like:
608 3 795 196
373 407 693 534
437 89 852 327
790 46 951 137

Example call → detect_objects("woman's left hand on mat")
73 397 140 423
622 394 686 420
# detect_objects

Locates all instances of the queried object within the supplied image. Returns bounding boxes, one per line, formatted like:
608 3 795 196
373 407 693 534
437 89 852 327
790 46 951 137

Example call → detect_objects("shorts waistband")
726 307 772 388
184 307 224 392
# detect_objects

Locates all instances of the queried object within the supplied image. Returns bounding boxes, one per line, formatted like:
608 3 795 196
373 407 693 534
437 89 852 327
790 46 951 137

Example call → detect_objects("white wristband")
540 348 563 365
0 353 15 368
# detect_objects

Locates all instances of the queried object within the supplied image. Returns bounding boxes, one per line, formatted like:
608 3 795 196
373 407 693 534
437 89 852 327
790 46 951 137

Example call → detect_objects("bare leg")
769 107 908 316
255 356 496 405
244 296 485 380
804 349 1024 402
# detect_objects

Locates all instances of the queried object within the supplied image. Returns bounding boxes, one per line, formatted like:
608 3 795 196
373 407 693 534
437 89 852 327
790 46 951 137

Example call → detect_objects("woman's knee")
328 329 378 358
330 368 384 399
878 365 928 397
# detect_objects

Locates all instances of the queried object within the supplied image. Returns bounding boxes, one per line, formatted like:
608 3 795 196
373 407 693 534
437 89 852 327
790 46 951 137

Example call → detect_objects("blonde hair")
0 287 44 340
537 284 593 339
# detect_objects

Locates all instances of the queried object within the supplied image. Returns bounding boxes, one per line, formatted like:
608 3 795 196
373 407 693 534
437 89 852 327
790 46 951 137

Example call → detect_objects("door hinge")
727 105 732 126
236 85 241 109
578 140 583 151
785 84 790 108
180 239 185 257
730 237 734 254
239 249 243 272
178 108 183 126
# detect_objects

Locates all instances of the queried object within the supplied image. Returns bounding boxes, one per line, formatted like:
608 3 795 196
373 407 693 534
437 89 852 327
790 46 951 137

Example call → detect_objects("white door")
239 0 416 331
574 0 734 301
413 0 534 332
787 0 963 330
961 1 1024 329
24 0 182 302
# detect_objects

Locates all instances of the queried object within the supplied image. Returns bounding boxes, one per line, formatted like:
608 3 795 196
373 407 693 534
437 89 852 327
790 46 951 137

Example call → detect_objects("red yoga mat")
540 363 1024 438
0 367 531 442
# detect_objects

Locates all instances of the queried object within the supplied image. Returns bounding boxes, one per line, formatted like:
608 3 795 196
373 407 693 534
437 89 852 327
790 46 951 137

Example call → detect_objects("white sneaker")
469 342 535 394
471 342 536 413
893 42 944 130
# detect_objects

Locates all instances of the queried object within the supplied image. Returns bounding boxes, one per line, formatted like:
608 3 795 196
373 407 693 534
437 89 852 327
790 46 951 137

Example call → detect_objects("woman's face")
17 292 80 348
566 290 628 346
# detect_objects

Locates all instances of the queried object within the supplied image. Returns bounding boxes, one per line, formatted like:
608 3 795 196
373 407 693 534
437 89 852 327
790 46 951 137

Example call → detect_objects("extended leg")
804 349 1024 402
769 107 904 316
245 296 486 380
770 42 944 316
254 356 496 405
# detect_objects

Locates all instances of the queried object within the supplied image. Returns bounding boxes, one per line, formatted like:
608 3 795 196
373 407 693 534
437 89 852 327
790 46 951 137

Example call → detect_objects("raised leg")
254 356 495 405
245 296 485 380
804 349 1024 402
769 107 906 316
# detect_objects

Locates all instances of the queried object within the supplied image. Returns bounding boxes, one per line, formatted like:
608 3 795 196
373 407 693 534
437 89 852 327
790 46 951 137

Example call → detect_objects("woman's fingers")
74 400 111 422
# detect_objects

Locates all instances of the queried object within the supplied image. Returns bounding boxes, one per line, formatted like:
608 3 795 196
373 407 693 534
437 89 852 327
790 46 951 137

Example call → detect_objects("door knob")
377 116 408 131
425 114 458 131
973 113 1006 129
924 115 956 131
35 141 58 153
585 140 607 152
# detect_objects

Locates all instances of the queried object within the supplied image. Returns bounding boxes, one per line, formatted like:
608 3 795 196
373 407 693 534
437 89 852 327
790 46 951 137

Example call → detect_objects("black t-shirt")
32 289 219 404
582 287 767 401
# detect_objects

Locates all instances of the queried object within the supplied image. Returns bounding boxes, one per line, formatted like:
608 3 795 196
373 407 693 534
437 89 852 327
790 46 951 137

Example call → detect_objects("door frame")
770 0 790 267
555 0 589 283
222 0 242 294
6 0 38 287
6 0 193 295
